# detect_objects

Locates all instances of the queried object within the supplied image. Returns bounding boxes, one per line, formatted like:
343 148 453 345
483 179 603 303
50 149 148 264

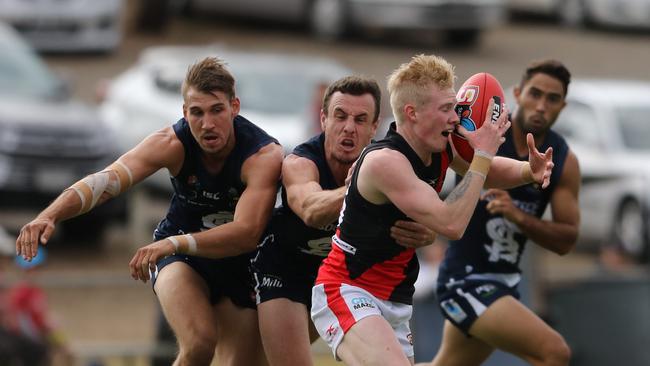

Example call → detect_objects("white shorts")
311 283 414 359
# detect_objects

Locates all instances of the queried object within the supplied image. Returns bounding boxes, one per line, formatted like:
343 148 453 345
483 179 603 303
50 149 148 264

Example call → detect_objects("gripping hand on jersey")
391 220 438 249
129 239 175 283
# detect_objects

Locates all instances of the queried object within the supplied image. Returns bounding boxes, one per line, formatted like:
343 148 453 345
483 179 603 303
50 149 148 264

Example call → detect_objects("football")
451 72 505 162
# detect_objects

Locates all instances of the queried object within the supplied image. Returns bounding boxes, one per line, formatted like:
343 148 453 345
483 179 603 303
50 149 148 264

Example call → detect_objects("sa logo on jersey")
455 85 480 133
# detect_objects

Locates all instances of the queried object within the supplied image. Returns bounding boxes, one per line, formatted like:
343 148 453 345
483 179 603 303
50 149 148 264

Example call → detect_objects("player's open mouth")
341 139 355 148
441 131 450 137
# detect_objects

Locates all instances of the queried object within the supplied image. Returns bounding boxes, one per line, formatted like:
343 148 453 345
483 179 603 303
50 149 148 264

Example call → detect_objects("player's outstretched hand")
526 133 554 189
16 217 55 261
129 239 175 283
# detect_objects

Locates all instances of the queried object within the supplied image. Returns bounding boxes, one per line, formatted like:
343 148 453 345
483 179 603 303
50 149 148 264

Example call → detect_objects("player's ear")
405 104 416 122
513 85 522 100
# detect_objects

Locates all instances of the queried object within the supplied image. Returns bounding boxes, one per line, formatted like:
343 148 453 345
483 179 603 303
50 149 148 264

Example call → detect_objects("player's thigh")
337 315 411 366
258 298 313 356
153 261 217 343
213 297 267 365
431 320 493 366
469 295 562 361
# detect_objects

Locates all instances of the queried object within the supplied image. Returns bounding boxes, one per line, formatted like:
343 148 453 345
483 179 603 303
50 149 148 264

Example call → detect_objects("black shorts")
436 278 520 335
153 253 257 310
250 233 325 307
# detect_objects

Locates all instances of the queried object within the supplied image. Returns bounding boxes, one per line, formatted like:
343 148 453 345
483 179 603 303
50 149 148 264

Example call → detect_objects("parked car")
176 0 505 45
548 79 650 262
0 0 123 53
99 45 352 193
0 22 124 239
508 0 650 30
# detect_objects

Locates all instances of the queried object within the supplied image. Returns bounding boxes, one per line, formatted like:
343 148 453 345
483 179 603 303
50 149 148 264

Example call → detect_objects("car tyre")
310 0 347 41
613 199 649 263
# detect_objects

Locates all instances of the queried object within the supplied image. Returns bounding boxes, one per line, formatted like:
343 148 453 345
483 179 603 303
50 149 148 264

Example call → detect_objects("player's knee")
178 333 217 365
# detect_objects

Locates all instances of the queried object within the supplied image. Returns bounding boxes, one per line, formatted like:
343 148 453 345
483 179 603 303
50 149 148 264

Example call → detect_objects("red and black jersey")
316 123 452 305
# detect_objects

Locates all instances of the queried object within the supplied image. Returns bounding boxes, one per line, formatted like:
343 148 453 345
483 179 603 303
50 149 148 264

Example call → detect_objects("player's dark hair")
322 76 381 122
521 59 571 97
182 57 236 101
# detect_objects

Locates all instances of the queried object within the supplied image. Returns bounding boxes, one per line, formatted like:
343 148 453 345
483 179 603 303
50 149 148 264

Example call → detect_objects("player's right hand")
457 99 510 157
16 217 55 261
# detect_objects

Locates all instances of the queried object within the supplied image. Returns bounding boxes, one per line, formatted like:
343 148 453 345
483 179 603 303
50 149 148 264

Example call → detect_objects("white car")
0 0 123 53
508 0 650 29
100 45 352 192
181 0 505 45
0 21 124 238
552 79 650 262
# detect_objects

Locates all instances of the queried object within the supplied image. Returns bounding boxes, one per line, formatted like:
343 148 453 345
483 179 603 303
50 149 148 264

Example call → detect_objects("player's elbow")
240 224 266 252
439 222 466 241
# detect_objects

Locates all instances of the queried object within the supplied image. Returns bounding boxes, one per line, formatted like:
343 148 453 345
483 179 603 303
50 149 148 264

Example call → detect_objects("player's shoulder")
362 147 409 174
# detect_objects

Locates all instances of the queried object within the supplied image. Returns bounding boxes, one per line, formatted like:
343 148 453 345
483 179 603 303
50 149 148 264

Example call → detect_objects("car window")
615 106 650 151
0 30 61 99
235 70 313 115
554 102 601 146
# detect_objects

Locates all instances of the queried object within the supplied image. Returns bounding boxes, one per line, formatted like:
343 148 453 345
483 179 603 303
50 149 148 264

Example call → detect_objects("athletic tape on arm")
167 234 197 255
66 160 134 214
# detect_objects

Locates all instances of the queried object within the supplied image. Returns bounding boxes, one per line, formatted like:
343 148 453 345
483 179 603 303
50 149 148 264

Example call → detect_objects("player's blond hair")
387 54 455 123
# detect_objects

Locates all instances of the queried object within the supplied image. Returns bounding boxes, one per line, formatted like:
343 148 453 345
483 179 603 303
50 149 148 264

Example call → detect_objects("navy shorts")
250 233 325 307
436 279 520 335
153 253 257 310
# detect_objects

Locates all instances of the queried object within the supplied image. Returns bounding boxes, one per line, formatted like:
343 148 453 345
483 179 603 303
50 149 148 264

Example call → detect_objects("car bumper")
348 0 506 31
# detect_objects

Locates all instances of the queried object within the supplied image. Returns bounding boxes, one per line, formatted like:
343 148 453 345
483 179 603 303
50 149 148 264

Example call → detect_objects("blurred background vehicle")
508 0 650 29
162 0 506 45
0 21 125 240
0 0 123 53
99 45 351 193
551 79 650 263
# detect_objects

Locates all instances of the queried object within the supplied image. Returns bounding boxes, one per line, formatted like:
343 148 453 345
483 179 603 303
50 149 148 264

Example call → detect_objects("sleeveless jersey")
317 123 452 304
154 115 278 238
438 128 569 287
269 133 340 257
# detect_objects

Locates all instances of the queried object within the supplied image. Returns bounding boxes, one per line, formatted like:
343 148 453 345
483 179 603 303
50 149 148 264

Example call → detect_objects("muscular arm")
283 154 345 228
17 128 182 258
358 149 487 240
451 133 554 190
189 143 284 258
486 151 580 255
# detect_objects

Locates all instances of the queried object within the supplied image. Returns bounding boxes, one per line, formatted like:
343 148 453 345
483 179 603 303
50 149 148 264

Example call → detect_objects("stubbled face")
412 85 459 153
321 91 378 165
183 87 240 157
513 73 566 137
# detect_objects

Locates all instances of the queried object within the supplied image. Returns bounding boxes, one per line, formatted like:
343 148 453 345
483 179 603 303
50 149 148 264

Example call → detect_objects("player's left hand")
483 189 524 224
391 220 437 249
527 133 554 189
129 239 174 283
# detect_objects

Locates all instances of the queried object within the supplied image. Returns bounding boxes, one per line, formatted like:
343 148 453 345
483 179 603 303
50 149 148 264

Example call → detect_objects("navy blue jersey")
269 133 340 257
317 123 452 304
438 128 569 287
154 115 278 238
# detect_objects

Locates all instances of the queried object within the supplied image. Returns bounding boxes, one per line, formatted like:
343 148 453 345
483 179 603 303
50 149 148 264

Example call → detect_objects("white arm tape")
167 234 198 255
66 160 134 215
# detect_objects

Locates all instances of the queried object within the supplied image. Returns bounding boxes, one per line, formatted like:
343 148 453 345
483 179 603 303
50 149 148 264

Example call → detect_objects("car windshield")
234 69 314 115
615 106 650 151
0 29 62 99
